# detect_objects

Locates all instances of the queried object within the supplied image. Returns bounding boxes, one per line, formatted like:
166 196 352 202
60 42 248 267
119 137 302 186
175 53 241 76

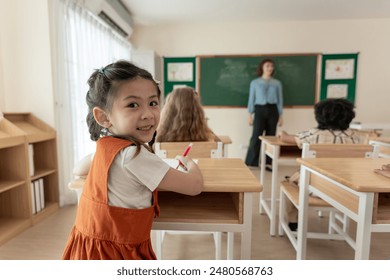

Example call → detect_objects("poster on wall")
325 59 355 79
326 84 348 98
167 62 194 82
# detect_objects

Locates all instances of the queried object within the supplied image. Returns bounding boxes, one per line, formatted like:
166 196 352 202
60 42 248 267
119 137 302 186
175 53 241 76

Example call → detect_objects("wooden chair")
154 141 225 260
369 138 390 158
68 178 84 204
278 143 379 252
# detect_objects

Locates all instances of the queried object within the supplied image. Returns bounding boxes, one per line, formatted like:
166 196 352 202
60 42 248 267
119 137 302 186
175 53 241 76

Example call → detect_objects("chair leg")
279 186 286 236
328 211 336 234
213 232 222 260
227 232 234 260
155 230 163 259
343 215 350 233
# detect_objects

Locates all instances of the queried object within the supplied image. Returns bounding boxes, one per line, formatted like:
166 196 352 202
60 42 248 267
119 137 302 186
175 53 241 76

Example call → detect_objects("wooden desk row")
297 157 390 260
258 135 390 259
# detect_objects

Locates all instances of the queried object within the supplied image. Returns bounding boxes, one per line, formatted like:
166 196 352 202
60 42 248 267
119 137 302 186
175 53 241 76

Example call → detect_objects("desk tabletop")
259 136 298 147
369 137 390 144
350 122 390 130
69 158 262 194
198 158 262 192
297 158 390 192
217 135 232 144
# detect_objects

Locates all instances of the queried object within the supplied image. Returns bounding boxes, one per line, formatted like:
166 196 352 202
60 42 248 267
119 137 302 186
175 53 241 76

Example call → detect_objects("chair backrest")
154 141 223 158
369 139 390 158
301 143 379 159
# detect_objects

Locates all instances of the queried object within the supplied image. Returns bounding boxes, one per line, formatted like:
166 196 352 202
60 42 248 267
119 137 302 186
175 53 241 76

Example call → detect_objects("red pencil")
176 143 193 169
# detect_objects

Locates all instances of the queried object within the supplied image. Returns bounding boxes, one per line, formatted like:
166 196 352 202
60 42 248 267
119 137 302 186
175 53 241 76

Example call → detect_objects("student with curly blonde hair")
156 87 216 142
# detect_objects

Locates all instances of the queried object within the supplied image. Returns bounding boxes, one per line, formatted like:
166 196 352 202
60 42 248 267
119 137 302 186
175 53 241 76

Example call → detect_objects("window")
52 0 132 204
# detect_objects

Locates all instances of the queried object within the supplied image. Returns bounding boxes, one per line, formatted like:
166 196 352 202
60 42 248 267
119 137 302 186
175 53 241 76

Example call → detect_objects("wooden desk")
259 136 301 235
296 157 390 259
153 158 262 259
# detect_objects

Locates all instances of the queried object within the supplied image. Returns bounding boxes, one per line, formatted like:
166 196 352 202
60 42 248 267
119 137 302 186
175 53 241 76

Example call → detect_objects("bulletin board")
163 57 196 96
320 53 359 104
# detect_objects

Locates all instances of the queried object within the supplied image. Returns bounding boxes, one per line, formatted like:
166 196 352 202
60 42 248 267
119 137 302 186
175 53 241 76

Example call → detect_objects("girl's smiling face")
107 78 160 143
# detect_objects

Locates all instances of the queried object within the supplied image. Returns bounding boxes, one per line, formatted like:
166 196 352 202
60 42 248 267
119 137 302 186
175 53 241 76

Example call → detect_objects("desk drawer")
156 192 243 224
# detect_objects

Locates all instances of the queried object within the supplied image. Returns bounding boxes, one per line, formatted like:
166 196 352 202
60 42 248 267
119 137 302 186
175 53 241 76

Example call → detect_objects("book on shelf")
33 180 41 213
32 179 45 214
30 182 36 215
28 144 34 176
39 178 45 209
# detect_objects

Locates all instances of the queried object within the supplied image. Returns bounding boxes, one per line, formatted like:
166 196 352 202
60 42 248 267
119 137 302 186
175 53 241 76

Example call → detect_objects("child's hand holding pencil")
176 143 193 171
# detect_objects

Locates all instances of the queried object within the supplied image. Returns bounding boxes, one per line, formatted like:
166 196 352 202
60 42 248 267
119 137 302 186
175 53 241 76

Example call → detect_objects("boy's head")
315 98 355 130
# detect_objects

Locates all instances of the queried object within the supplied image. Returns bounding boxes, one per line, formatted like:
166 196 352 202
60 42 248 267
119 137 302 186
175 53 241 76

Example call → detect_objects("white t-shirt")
108 145 170 209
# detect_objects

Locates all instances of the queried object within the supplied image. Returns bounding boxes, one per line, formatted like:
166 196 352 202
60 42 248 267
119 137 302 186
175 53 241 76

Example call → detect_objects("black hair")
315 98 355 130
85 60 160 153
256 58 275 77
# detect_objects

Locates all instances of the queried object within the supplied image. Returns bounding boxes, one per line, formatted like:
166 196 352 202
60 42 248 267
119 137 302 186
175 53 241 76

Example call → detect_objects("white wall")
0 0 55 126
131 18 390 158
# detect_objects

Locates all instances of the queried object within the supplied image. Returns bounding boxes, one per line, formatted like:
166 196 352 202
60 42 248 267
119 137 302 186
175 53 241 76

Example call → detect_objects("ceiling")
121 0 390 27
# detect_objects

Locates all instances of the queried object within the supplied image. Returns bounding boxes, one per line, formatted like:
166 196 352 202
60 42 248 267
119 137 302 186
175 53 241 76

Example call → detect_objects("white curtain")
52 0 132 205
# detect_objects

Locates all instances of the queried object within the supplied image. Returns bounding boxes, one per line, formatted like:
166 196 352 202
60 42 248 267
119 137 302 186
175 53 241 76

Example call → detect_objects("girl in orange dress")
62 60 203 260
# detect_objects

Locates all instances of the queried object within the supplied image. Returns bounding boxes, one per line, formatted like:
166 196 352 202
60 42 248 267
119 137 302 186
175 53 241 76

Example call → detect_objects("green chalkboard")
198 54 319 107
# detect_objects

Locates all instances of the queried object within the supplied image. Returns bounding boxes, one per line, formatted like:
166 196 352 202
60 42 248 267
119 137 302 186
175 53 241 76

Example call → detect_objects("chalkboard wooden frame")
197 53 320 107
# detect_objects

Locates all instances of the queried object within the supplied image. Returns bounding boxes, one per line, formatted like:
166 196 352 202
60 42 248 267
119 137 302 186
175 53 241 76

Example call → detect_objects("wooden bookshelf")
0 118 31 245
2 113 59 239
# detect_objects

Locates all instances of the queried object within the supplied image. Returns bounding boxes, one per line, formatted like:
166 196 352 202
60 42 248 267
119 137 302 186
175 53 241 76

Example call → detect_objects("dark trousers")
245 104 279 167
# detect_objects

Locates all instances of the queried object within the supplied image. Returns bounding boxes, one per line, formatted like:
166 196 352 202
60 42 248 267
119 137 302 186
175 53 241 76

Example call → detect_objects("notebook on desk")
163 158 198 172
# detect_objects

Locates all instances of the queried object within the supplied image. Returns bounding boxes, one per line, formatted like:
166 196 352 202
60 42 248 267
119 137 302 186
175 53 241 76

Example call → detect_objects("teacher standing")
245 58 283 168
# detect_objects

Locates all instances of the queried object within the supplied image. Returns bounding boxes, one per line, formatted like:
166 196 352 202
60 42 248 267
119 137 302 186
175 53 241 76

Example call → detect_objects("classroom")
0 0 390 264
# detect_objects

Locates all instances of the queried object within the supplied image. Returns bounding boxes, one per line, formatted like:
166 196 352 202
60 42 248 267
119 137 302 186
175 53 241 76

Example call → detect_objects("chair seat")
281 181 330 207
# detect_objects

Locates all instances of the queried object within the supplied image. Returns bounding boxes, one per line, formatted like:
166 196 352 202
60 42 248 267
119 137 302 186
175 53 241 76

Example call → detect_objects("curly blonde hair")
156 87 214 142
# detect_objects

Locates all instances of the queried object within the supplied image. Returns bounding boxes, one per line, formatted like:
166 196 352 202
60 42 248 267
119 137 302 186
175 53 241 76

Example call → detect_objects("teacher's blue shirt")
247 77 283 115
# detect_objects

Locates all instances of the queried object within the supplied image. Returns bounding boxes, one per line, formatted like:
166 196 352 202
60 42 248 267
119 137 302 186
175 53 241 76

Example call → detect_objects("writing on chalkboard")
198 54 319 107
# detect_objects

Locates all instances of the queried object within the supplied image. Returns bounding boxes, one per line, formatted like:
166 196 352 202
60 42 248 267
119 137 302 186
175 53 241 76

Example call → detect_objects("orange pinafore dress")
62 136 160 260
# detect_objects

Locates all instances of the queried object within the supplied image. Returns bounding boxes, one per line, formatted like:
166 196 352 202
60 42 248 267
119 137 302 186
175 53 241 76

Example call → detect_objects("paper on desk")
374 163 390 179
163 158 198 172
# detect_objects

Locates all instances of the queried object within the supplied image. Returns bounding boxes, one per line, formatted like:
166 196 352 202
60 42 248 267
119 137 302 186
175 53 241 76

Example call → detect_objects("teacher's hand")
278 116 283 127
248 115 253 126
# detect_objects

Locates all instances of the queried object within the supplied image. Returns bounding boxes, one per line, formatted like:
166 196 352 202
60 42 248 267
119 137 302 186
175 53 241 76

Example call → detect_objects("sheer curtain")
52 0 132 205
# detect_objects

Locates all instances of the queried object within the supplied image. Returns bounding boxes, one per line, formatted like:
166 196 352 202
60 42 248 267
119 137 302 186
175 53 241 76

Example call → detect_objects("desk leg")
296 167 310 260
355 193 374 260
227 232 234 260
259 141 266 214
241 192 253 259
269 146 280 236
